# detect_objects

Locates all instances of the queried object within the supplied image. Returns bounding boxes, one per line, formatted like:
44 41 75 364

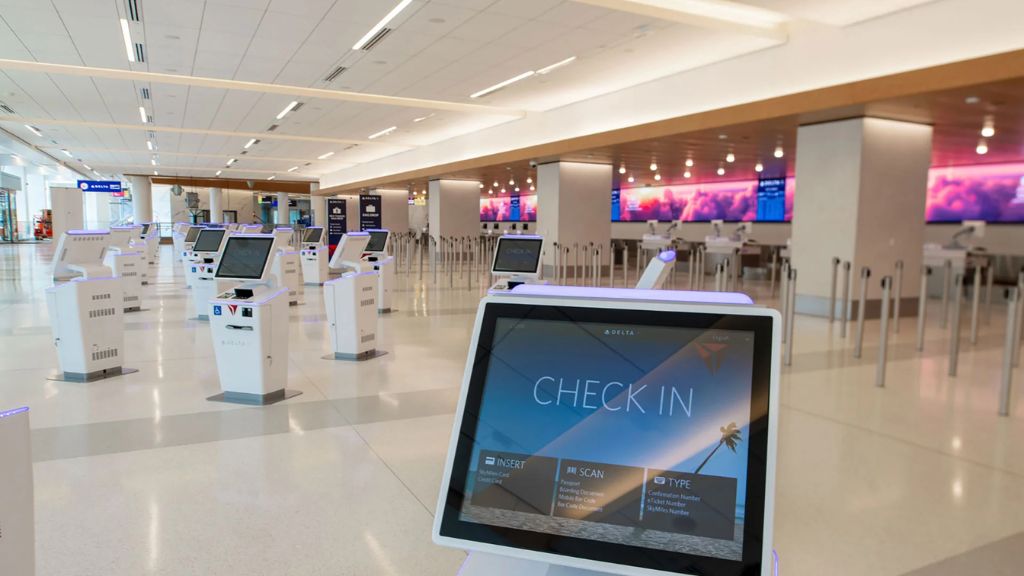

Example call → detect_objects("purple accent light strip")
0 406 30 419
68 229 110 235
658 250 676 262
346 231 370 237
502 234 542 240
503 284 754 304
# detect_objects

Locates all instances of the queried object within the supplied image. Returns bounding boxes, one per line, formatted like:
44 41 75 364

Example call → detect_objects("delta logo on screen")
695 342 729 375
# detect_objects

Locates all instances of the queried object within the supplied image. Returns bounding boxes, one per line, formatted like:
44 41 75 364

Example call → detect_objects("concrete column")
276 191 288 225
791 117 933 318
309 183 326 226
371 189 411 232
428 179 479 240
536 161 613 279
209 187 223 223
129 175 152 224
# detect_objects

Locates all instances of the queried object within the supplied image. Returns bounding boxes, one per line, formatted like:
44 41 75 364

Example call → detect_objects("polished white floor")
1 242 1022 576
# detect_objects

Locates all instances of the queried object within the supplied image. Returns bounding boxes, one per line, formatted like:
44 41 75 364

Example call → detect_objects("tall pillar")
428 179 479 241
791 117 933 317
536 161 613 279
309 183 326 226
209 187 223 223
276 191 289 226
129 175 152 224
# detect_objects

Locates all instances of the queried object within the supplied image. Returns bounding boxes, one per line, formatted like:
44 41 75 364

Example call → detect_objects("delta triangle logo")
695 342 728 375
227 304 238 316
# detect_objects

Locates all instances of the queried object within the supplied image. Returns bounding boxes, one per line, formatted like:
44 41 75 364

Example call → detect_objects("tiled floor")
1 242 1022 575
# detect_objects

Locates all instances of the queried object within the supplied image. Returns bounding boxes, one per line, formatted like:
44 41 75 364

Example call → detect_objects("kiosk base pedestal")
46 367 138 383
459 553 608 576
322 350 388 362
207 389 302 406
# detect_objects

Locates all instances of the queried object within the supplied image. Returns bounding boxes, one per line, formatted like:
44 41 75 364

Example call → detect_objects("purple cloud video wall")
925 162 1024 222
613 178 795 222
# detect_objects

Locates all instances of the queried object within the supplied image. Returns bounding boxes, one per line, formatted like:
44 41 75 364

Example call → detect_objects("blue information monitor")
755 178 786 222
77 180 123 193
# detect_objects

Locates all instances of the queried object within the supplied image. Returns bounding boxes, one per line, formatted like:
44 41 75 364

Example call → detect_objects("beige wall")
428 179 479 239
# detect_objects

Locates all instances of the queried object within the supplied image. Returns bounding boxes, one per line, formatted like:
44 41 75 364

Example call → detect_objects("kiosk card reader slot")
434 285 779 576
489 235 544 291
324 232 381 360
362 229 395 313
208 235 297 405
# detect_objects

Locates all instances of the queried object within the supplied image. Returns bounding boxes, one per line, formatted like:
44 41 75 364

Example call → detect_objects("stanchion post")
1015 270 1024 367
970 264 982 345
780 260 790 343
940 259 951 329
769 248 778 297
840 261 851 338
948 273 963 376
876 276 892 387
784 268 797 367
916 266 930 351
893 260 904 333
828 257 840 323
853 266 871 359
985 258 995 324
999 287 1019 416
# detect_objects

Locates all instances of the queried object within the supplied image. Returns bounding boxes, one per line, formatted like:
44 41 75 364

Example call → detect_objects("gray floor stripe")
898 531 1024 576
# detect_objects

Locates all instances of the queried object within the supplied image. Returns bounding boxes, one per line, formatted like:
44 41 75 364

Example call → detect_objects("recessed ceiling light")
493 180 499 187
537 55 576 75
488 189 493 195
244 138 258 149
146 140 154 151
138 106 148 123
24 124 42 137
276 101 299 120
287 166 298 172
352 0 413 50
529 184 535 191
649 162 657 171
773 146 784 159
726 152 735 163
368 126 397 139
120 19 135 63
981 117 995 138
267 175 276 180
976 139 989 155
684 171 691 178
685 158 694 167
478 183 484 189
470 70 535 99
317 151 335 160
717 166 726 176
526 176 533 184
500 188 506 194
627 175 635 183
718 134 728 140
755 162 764 173
515 186 520 192
654 173 661 181
508 178 515 186
618 165 626 174
965 95 980 104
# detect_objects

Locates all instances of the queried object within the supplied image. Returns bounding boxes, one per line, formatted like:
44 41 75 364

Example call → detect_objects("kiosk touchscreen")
46 231 128 381
188 229 229 320
324 233 380 360
208 236 296 405
435 286 779 576
362 229 394 313
299 227 329 285
490 235 543 291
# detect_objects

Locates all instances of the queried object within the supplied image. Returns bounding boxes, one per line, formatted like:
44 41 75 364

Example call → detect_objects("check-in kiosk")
208 235 297 405
171 223 195 262
179 226 204 287
489 235 544 291
636 249 677 290
187 228 230 320
363 229 395 313
138 222 160 265
324 232 380 360
269 227 301 305
299 227 329 285
434 285 779 576
242 224 263 234
0 406 34 576
104 225 145 312
46 231 131 381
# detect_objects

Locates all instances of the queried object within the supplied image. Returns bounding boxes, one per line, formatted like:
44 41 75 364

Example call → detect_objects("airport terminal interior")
2 1 1024 575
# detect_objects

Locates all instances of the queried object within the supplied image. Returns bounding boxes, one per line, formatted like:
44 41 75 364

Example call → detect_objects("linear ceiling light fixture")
120 19 136 63
24 124 42 136
317 151 335 160
287 166 298 172
215 170 222 176
353 0 413 50
267 175 276 180
226 157 237 166
60 148 72 157
537 56 577 75
368 126 397 140
138 106 148 123
471 70 535 99
276 101 299 120
244 138 258 148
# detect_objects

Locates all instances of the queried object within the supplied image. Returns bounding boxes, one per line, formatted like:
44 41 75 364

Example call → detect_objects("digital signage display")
925 162 1024 222
613 178 795 222
481 194 538 222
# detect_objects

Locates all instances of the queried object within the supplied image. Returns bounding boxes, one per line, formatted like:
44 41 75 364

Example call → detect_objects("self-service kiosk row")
325 229 395 314
299 227 329 286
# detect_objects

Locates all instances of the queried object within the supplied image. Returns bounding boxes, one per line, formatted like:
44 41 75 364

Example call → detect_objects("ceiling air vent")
0 103 14 114
290 102 304 113
140 87 150 100
134 43 145 63
267 124 279 132
125 0 141 22
146 114 154 123
359 28 391 51
324 66 347 83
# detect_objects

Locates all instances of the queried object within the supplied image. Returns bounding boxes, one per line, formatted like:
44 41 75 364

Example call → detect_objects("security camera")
529 160 538 168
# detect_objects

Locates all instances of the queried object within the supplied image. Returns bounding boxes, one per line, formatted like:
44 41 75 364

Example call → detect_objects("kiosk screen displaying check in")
192 229 226 253
492 237 543 275
436 293 777 576
303 227 323 244
216 237 275 280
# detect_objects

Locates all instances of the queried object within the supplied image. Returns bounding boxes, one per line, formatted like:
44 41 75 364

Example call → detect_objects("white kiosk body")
489 235 544 291
171 223 194 262
0 406 34 576
138 222 160 265
179 226 205 287
104 225 145 311
46 231 127 380
363 229 395 313
299 227 329 285
187 228 230 320
434 285 779 576
635 249 677 290
208 235 294 405
325 232 379 360
269 227 301 305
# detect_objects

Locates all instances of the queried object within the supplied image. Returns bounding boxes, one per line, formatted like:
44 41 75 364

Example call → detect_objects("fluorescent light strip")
244 138 257 149
537 56 576 75
352 0 413 50
150 158 157 165
287 166 298 172
146 140 154 151
267 175 276 180
368 126 397 140
24 124 42 136
61 149 72 157
317 151 335 160
470 70 534 99
275 101 299 120
226 157 236 166
120 19 135 63
138 106 147 123
82 164 92 170
215 170 222 176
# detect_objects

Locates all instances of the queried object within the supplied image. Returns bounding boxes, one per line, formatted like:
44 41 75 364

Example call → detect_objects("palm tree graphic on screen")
694 422 742 474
